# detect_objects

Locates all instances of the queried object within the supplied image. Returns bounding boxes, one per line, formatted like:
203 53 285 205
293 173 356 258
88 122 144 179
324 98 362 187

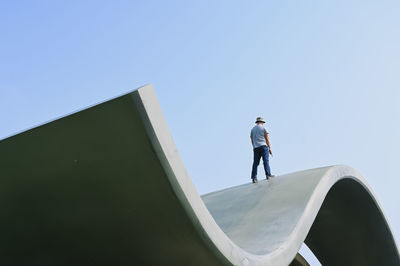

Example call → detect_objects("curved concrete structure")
0 84 398 265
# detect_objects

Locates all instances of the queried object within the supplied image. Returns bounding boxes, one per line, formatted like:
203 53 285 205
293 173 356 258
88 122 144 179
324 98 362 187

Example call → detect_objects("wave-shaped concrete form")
0 84 398 265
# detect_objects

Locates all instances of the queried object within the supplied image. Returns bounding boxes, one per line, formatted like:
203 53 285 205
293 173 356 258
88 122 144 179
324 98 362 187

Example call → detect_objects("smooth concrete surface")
202 167 399 265
0 84 398 265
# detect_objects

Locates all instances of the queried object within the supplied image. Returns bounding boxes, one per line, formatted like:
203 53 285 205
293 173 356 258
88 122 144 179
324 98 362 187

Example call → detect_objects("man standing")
250 117 274 183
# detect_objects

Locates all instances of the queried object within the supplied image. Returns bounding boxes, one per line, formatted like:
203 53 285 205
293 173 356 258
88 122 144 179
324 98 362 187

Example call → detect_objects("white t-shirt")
250 124 268 148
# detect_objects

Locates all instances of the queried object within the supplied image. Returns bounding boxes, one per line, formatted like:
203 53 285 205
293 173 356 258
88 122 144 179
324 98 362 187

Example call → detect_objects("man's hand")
265 133 272 157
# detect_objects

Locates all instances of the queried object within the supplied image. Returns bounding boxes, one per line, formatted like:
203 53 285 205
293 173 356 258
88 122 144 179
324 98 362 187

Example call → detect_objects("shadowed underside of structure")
0 84 398 266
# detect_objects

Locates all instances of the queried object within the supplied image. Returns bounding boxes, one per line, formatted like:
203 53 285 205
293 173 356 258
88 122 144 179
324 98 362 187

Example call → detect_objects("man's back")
251 124 267 148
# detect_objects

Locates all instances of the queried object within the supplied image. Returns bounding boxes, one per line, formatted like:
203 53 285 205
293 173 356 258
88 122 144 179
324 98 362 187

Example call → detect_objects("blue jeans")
251 145 271 179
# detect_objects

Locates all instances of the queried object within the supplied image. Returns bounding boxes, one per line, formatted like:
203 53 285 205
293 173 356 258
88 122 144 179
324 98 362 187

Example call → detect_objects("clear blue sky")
1 1 399 264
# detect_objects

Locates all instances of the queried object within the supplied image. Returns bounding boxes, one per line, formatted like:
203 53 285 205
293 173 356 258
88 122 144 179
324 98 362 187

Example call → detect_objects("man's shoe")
252 178 258 183
266 175 275 180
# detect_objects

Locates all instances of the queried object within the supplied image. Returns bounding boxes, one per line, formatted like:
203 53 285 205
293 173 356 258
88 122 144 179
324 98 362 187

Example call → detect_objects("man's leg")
251 147 262 180
261 146 271 177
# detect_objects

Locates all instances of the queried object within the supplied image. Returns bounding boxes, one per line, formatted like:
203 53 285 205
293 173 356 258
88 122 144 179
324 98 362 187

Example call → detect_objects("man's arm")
265 133 273 156
250 136 253 146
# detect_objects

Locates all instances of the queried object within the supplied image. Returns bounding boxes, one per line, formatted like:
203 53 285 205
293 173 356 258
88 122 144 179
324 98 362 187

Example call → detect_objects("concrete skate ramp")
0 84 398 266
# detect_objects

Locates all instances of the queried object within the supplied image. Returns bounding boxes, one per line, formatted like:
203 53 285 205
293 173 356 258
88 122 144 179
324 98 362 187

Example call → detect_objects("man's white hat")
255 117 265 123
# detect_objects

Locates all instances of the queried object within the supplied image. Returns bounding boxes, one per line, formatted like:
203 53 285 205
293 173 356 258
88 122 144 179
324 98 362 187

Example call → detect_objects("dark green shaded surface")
0 93 226 266
305 179 400 266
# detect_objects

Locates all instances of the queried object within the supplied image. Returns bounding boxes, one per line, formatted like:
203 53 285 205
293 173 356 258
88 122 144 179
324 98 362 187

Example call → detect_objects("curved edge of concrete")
1 83 397 265
134 84 399 265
